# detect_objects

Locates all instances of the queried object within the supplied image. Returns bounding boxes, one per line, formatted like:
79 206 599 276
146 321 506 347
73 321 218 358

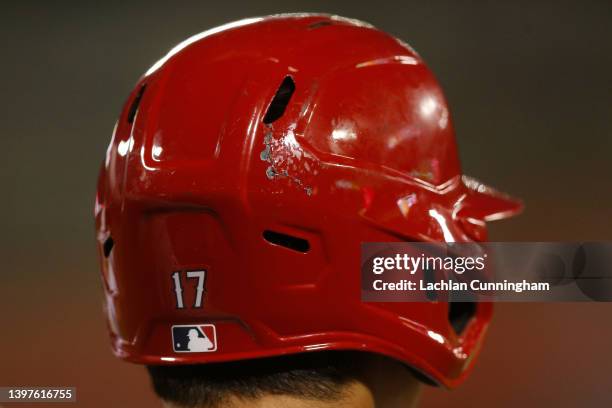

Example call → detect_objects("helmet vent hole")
127 84 146 124
307 20 333 30
448 301 477 335
263 230 310 253
103 236 114 258
263 76 295 124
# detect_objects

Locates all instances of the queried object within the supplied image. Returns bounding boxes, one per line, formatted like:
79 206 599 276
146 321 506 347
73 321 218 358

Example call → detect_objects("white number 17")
171 270 206 309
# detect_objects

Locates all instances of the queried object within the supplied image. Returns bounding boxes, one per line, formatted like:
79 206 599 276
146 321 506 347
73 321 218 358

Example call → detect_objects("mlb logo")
172 324 217 353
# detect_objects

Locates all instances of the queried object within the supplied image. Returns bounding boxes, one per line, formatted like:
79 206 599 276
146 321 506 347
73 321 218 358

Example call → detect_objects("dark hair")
147 351 367 408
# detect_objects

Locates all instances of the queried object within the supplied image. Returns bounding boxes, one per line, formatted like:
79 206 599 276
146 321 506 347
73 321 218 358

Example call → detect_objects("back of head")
95 13 522 407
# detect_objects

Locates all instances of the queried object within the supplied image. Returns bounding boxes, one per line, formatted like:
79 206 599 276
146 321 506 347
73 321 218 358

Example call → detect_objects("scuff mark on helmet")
260 124 316 196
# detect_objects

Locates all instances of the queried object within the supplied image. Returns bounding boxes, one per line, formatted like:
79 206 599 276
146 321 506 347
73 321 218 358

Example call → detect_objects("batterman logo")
172 324 217 352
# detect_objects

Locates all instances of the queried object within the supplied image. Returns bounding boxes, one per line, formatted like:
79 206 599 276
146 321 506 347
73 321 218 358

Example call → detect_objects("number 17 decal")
171 270 206 309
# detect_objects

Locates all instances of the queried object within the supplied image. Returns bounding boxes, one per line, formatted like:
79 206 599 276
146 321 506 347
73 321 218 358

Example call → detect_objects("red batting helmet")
95 14 522 388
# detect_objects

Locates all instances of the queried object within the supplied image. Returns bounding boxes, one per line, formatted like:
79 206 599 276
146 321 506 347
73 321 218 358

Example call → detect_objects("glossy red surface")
95 14 522 388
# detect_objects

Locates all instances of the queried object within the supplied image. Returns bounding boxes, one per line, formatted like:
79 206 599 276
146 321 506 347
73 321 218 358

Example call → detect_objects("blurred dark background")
1 1 610 406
